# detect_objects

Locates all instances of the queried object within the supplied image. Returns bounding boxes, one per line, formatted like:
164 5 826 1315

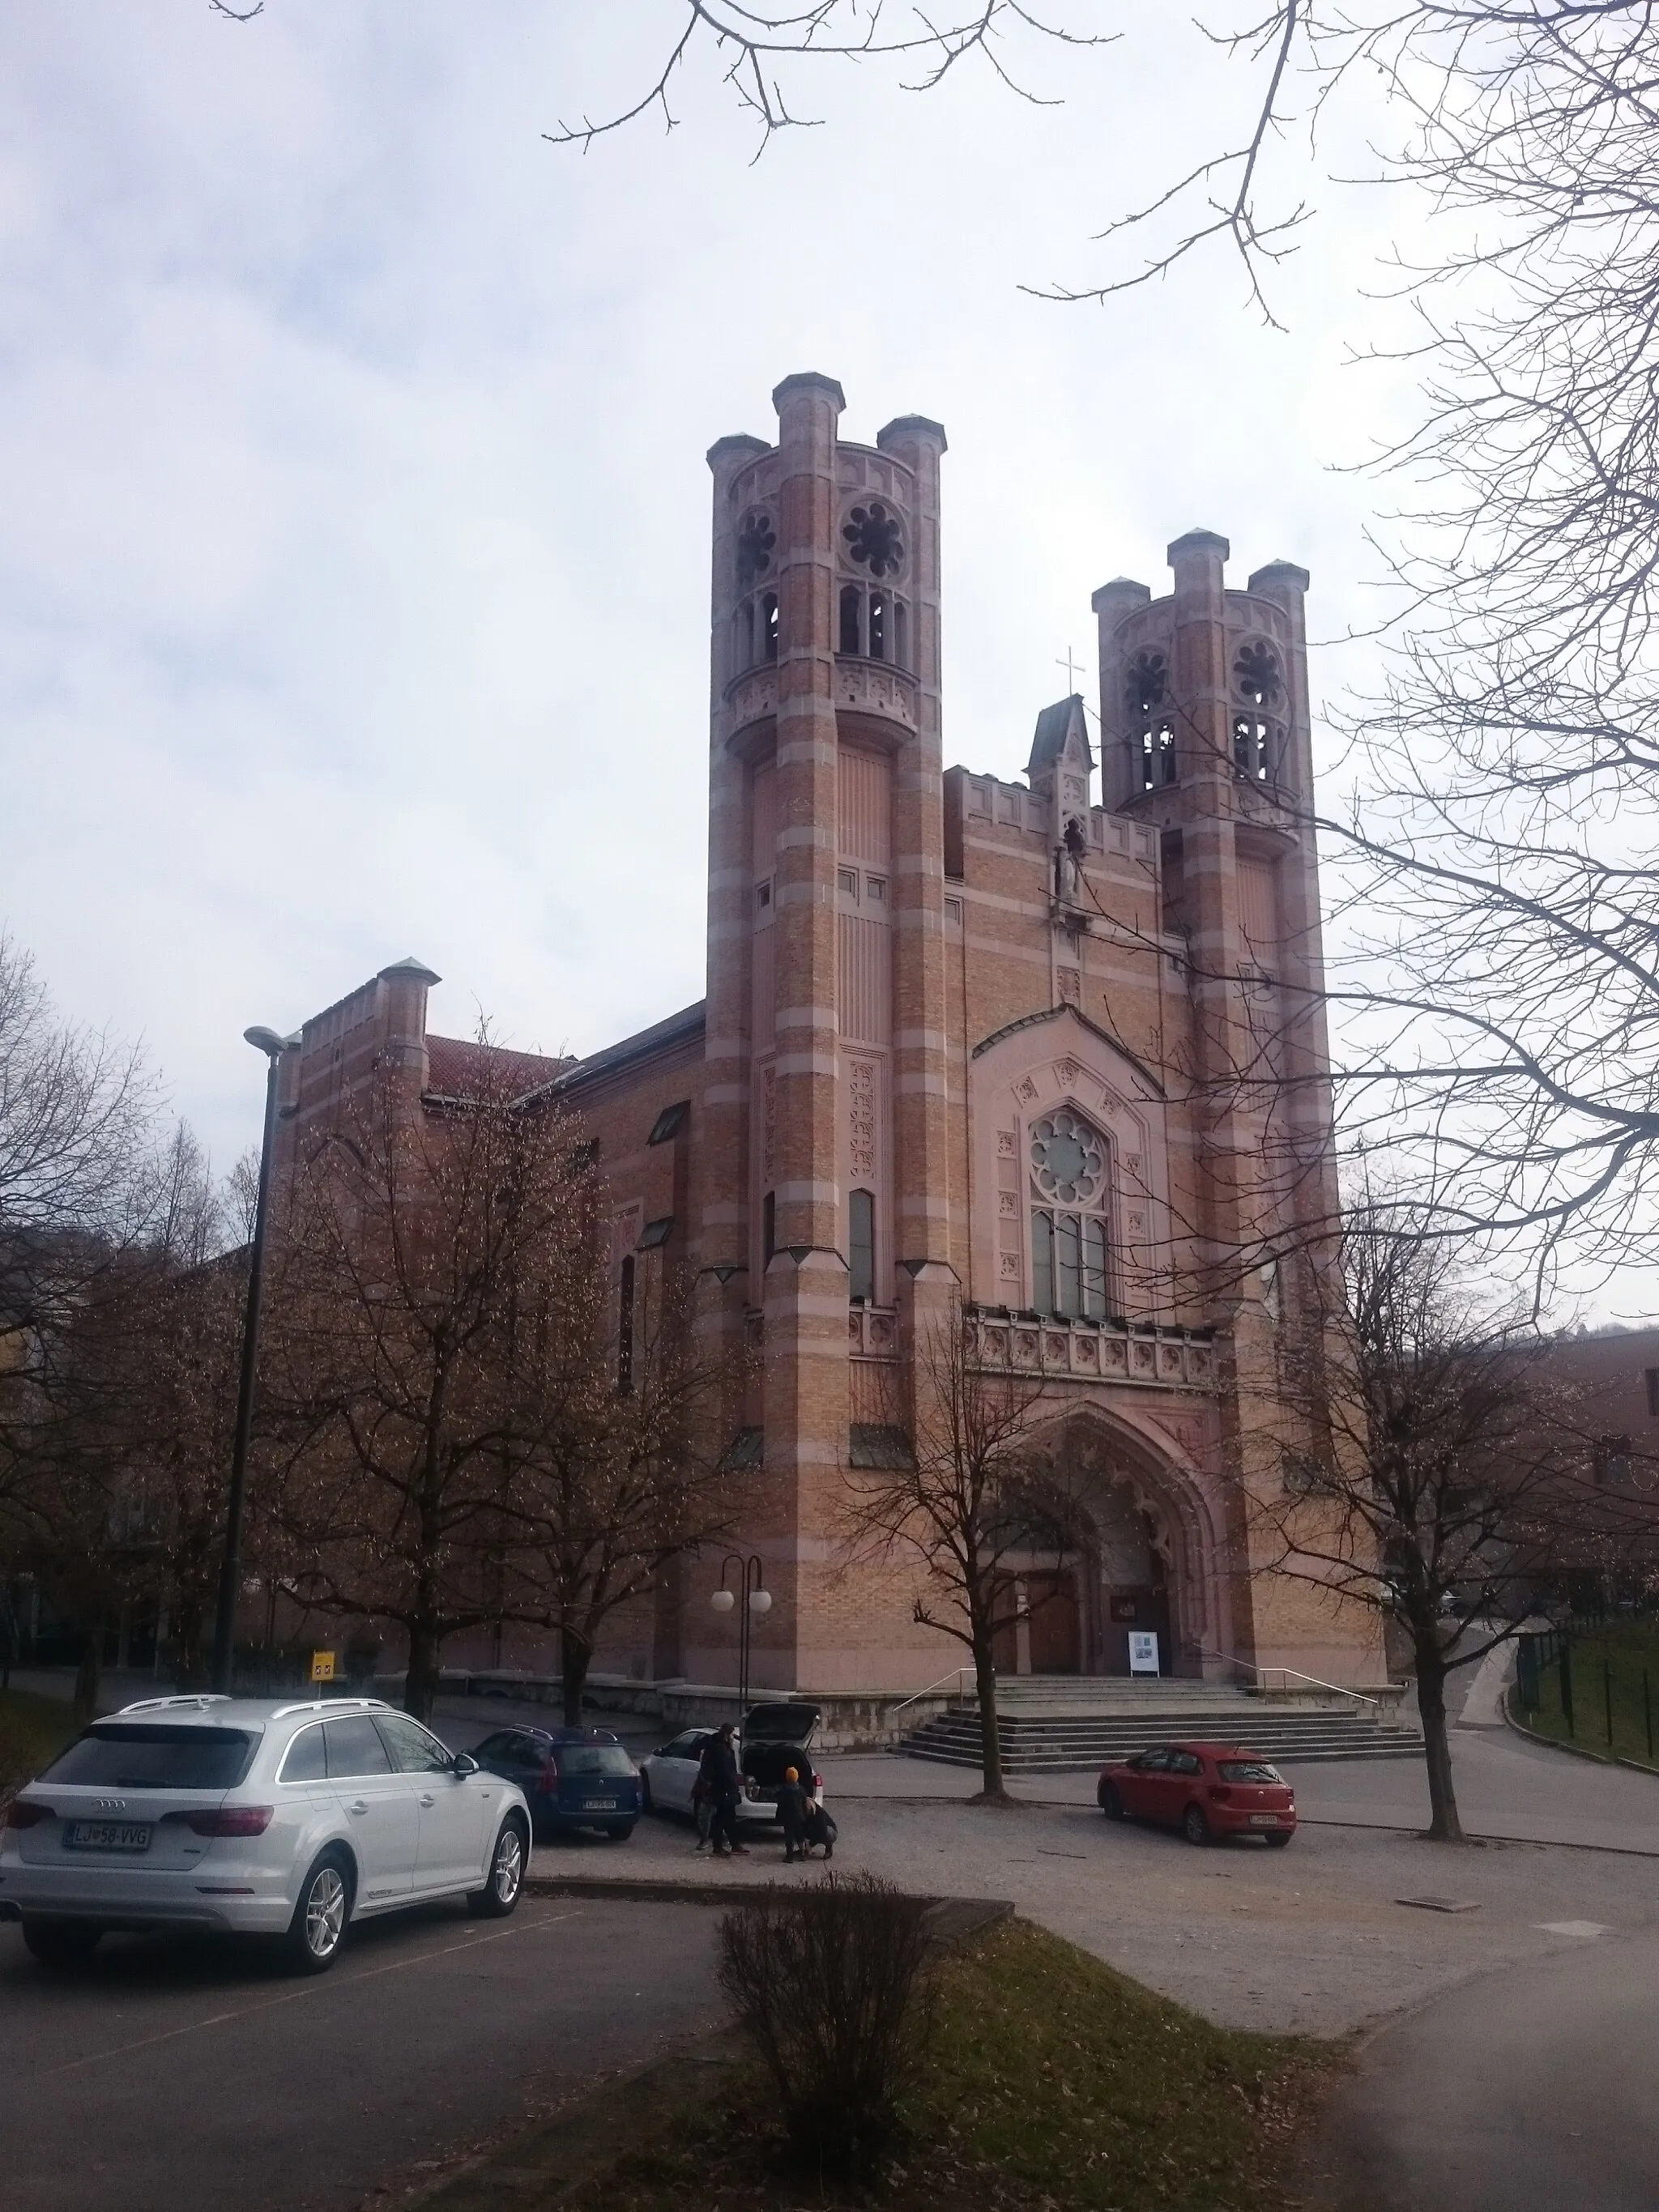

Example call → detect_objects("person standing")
703 1720 748 1856
690 1738 716 1851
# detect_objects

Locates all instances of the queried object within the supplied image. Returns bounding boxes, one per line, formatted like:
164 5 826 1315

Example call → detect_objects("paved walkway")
812 1731 1659 1854
1304 1932 1659 2210
517 1786 1659 2039
0 1895 723 2212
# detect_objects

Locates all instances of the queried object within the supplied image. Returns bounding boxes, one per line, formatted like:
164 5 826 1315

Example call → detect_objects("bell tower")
1092 534 1337 1669
697 374 953 1690
1092 533 1334 1284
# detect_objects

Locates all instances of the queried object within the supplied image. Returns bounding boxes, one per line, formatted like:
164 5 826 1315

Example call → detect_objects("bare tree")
0 1124 256 1715
1256 1202 1646 1841
0 937 160 1506
507 1249 753 1726
265 1038 603 1720
844 1301 1080 1805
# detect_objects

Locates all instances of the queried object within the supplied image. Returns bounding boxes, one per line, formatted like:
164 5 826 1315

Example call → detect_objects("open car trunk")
739 1703 821 1790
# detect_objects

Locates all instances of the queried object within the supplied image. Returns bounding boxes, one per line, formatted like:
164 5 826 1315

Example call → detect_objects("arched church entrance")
992 1410 1218 1681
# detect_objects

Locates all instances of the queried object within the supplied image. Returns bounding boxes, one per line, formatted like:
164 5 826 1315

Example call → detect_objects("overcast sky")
4 5 1418 1177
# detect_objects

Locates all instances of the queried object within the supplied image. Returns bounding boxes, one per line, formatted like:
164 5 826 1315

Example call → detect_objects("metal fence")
1515 1629 1657 1763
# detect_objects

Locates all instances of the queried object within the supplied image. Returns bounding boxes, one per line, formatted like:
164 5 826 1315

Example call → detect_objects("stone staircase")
898 1678 1421 1771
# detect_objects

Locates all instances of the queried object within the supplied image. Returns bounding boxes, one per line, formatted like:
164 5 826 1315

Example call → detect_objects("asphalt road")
1310 1931 1659 2212
0 1894 724 2212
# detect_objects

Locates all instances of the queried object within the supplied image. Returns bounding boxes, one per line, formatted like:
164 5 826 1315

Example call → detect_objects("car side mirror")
451 1751 480 1777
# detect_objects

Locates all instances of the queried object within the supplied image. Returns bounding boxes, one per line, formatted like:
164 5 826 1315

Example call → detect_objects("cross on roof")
1056 644 1086 693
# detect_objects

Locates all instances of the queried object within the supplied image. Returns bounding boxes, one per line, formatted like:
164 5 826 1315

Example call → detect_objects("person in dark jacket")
702 1722 748 1856
774 1765 811 1861
802 1792 836 1860
690 1743 715 1851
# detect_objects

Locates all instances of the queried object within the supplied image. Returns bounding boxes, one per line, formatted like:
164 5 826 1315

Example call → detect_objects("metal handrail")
890 1665 977 1716
1199 1647 1386 1711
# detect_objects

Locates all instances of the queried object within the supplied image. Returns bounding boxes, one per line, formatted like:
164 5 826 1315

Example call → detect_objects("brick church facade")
272 371 1384 1700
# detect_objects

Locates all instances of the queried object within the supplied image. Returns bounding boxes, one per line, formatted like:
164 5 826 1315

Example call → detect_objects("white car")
0 1694 531 1974
639 1703 826 1827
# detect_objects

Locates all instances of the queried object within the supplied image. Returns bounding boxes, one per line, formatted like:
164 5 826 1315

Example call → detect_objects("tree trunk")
561 1624 591 1727
403 1621 442 1723
969 1631 1012 1805
1414 1634 1464 1842
73 1622 104 1728
173 1602 206 1689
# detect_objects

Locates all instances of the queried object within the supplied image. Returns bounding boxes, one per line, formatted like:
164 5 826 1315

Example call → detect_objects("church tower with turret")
695 374 960 1689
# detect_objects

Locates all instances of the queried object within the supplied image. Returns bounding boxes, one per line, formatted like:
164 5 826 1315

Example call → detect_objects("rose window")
842 501 904 578
736 510 777 590
1125 650 1167 718
1030 1113 1104 1202
1234 639 1281 705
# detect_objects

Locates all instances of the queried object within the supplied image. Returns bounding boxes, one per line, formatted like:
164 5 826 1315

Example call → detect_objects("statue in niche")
1056 816 1088 902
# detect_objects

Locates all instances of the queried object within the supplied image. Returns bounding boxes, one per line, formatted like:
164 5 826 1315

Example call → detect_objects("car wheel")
1098 1783 1125 1822
639 1772 653 1813
20 1918 102 1967
284 1848 353 1975
467 1816 527 1918
603 1822 635 1842
1181 1804 1210 1848
1263 1829 1294 1848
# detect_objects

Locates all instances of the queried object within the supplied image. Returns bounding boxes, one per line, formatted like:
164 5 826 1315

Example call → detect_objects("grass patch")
915 1918 1330 2208
0 1688 77 1800
555 1918 1336 2212
1516 1621 1659 1768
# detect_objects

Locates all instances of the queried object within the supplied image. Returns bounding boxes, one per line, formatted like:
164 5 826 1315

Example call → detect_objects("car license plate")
583 1799 617 1812
1248 1813 1282 1827
65 1821 152 1852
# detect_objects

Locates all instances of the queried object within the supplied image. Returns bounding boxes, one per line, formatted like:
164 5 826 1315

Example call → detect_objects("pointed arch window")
1028 1109 1113 1319
848 1188 876 1303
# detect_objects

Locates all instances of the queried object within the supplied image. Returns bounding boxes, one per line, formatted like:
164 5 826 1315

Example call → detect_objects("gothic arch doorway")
1005 1408 1222 1681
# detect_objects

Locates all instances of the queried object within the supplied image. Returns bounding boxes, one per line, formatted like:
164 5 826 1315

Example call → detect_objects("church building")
273 372 1384 1702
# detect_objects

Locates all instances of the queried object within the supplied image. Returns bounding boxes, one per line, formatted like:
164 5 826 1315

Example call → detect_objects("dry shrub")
716 1871 934 2180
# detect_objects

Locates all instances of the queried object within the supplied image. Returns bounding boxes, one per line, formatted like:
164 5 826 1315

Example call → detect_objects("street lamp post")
710 1553 772 1719
211 1025 288 1695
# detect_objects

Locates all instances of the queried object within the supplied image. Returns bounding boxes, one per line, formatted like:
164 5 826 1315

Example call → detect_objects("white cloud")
1 2 1419 1167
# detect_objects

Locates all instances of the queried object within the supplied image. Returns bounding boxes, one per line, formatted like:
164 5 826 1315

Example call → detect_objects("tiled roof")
424 1035 571 1103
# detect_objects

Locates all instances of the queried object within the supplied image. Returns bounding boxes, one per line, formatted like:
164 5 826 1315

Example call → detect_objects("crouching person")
803 1795 837 1861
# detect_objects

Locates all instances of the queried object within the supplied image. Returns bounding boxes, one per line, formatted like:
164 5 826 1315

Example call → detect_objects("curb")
525 1872 1013 1946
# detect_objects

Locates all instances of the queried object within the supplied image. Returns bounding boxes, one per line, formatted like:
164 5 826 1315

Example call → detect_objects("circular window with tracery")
1030 1111 1104 1204
1234 639 1281 705
736 509 777 590
842 500 905 578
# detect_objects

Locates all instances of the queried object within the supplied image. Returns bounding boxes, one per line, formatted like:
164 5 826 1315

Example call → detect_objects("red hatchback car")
1097 1741 1297 1847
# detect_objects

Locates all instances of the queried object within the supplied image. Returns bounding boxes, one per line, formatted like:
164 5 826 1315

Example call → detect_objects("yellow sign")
310 1651 336 1683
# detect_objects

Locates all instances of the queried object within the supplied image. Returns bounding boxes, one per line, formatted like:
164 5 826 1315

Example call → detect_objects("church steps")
897 1702 1422 1770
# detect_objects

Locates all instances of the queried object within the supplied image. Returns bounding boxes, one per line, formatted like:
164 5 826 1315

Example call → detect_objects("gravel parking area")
531 1793 1659 2039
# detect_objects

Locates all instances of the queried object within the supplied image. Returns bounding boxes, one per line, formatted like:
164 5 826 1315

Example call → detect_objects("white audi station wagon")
0 1694 531 1973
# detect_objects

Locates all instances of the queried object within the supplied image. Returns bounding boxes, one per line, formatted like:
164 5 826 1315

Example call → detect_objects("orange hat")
784 1766 798 1782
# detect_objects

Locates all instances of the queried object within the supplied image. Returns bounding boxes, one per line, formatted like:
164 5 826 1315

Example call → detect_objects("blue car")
469 1724 642 1841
